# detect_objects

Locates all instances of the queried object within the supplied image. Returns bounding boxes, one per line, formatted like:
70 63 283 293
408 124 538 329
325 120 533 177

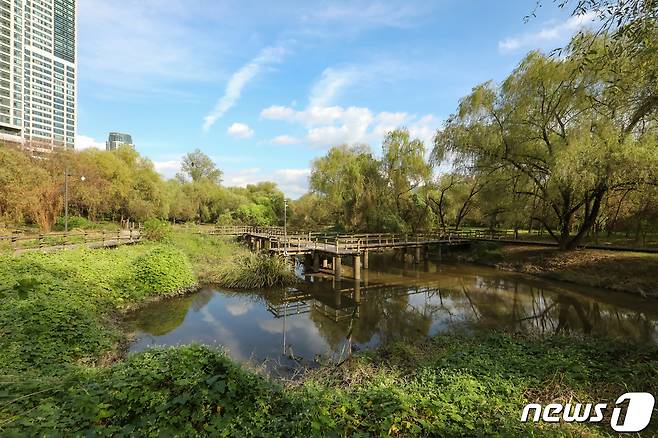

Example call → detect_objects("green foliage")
142 218 173 242
54 215 97 231
4 334 656 436
215 253 299 289
171 231 248 283
133 246 195 296
0 243 196 375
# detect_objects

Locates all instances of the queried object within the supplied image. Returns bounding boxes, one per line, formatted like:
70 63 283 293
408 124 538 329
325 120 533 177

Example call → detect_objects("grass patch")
171 231 248 283
0 243 196 375
3 333 656 436
215 252 299 289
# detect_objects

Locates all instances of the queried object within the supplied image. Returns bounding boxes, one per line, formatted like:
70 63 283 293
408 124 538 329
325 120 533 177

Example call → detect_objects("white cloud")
221 167 310 198
227 122 254 139
309 67 361 107
498 12 598 53
153 159 182 178
75 135 105 150
271 135 301 145
223 167 263 187
261 104 441 149
203 45 286 132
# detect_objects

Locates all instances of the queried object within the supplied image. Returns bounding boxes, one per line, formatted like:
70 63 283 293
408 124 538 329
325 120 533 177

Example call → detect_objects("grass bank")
4 333 656 436
2 233 656 435
171 231 298 288
453 242 658 298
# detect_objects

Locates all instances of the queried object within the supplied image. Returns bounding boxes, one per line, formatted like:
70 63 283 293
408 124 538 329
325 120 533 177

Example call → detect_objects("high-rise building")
106 132 134 151
0 0 77 153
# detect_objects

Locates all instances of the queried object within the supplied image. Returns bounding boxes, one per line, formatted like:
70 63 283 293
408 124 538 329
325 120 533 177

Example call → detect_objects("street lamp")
64 168 86 233
284 199 288 255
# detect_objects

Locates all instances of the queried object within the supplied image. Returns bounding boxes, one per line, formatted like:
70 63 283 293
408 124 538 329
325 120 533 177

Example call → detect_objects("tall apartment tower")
106 132 134 151
0 0 77 152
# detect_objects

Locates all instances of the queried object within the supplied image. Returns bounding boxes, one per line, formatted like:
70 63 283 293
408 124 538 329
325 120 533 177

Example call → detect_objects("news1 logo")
521 392 655 432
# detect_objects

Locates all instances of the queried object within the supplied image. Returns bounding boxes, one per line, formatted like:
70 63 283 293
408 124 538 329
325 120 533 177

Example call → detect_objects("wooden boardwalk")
3 230 141 254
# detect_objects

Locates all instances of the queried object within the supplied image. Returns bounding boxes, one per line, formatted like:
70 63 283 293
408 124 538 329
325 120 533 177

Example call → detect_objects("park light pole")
284 199 288 255
64 167 86 233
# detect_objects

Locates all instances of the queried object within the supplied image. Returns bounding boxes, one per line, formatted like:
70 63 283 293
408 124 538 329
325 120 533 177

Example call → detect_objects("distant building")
106 132 134 151
0 0 78 153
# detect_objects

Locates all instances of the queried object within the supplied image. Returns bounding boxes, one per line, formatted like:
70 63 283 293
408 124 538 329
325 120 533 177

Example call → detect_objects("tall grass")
215 252 299 289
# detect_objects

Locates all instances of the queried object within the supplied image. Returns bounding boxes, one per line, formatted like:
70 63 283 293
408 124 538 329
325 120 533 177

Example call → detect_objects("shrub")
142 218 172 242
133 245 195 296
54 215 96 231
215 252 299 289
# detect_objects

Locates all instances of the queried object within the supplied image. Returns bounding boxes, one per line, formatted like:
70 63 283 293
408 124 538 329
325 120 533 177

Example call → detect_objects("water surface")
127 254 658 371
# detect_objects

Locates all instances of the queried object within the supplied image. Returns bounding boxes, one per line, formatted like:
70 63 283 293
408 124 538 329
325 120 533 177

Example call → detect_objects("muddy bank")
448 243 658 298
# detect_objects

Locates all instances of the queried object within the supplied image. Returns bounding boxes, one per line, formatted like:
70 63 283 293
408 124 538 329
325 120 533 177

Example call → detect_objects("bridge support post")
264 239 271 251
414 246 421 264
353 254 361 280
333 256 342 278
363 250 369 269
322 257 329 269
313 252 320 272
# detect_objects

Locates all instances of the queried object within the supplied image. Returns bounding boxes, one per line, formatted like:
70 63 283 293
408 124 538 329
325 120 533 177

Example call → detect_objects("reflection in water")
127 254 658 371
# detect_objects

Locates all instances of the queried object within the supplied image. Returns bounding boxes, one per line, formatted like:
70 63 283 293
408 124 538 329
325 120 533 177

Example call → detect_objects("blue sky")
75 0 595 198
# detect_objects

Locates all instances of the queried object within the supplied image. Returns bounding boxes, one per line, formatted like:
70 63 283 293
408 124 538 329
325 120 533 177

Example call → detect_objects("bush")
133 245 195 296
54 215 96 231
142 218 172 242
216 253 299 288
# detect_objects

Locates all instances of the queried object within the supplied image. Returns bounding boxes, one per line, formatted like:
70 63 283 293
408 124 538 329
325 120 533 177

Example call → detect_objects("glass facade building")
106 132 134 151
0 0 77 152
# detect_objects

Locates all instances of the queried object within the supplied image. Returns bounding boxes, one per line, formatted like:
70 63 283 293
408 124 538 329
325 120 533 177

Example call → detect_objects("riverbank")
2 234 657 435
450 242 658 298
5 331 656 436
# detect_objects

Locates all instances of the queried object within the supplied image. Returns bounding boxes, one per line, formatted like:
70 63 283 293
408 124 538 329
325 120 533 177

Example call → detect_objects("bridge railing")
1 229 141 252
210 226 521 252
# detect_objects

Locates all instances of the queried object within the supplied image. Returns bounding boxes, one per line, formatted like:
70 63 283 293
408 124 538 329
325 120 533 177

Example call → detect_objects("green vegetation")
3 331 656 436
141 218 173 242
215 252 299 289
0 243 195 376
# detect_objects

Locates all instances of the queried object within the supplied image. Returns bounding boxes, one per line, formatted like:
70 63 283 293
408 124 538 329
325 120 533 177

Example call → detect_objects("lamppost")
64 167 86 233
283 199 288 255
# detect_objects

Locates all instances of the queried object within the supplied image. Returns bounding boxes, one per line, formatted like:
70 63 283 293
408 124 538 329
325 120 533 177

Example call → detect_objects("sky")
75 0 596 198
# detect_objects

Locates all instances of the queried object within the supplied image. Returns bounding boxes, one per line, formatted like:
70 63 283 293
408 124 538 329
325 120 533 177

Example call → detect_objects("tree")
434 47 658 249
381 130 432 231
310 144 384 231
179 149 223 184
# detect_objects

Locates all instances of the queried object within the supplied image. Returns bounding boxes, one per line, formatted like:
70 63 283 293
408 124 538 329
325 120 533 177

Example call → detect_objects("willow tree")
434 44 658 249
310 144 384 231
381 129 432 231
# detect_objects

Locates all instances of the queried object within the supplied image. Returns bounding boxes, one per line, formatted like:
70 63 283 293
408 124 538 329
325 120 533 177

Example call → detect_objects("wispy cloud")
227 122 254 139
203 46 287 132
498 12 597 53
79 0 226 98
309 67 361 107
271 135 302 145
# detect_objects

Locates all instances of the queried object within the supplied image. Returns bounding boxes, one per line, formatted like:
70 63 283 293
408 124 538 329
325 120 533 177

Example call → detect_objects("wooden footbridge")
209 226 499 281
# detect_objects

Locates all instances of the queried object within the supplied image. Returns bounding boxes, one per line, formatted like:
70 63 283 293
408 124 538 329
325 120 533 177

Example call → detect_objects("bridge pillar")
313 252 320 272
353 254 361 280
322 257 329 269
414 246 421 264
333 256 342 278
363 250 369 269
264 239 271 250
256 238 261 251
